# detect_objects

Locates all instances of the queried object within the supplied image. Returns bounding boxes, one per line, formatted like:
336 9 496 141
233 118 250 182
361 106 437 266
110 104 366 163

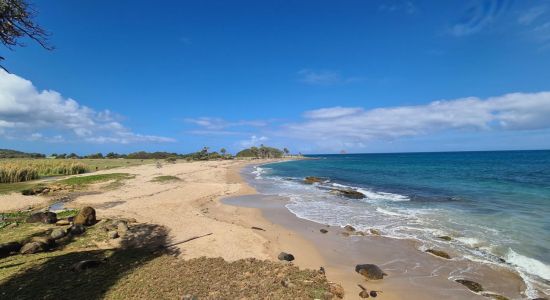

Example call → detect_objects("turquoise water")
249 150 550 296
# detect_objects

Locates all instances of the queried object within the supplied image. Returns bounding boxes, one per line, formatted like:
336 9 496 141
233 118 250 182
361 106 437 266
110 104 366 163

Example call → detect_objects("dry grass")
0 159 88 183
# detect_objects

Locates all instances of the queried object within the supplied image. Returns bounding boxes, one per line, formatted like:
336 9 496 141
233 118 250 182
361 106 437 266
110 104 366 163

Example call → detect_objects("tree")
283 148 289 156
1 0 53 72
220 148 226 156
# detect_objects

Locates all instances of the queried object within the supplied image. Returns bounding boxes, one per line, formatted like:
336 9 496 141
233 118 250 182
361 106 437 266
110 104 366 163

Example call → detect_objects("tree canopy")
236 145 284 158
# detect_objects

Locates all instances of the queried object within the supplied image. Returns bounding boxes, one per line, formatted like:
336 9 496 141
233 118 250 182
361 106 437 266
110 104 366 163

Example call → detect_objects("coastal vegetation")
236 145 284 158
0 160 88 183
151 175 181 183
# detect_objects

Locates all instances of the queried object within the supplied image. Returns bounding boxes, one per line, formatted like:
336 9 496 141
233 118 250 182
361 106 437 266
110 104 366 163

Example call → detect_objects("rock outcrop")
74 206 96 226
355 264 387 280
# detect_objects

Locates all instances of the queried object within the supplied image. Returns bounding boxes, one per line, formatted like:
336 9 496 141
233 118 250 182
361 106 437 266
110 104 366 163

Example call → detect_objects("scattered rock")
426 249 451 259
481 292 510 300
455 279 483 293
51 228 67 240
74 206 96 226
20 242 44 254
344 225 356 232
26 212 57 224
331 189 365 199
71 260 102 272
369 229 381 235
437 235 452 241
251 226 266 231
30 236 55 248
359 289 369 298
329 283 345 298
304 176 324 184
320 228 328 234
56 219 70 226
355 264 387 280
369 291 379 297
281 278 296 288
108 231 119 239
0 242 22 258
278 252 295 262
68 224 86 235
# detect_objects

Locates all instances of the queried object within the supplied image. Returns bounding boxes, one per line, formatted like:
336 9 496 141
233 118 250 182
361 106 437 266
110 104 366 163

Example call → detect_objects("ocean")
248 150 550 297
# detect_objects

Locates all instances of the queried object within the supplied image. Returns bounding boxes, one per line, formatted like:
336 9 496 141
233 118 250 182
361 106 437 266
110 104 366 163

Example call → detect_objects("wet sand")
223 172 528 300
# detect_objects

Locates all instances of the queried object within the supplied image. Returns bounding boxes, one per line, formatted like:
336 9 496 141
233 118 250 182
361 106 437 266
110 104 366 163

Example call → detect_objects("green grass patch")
58 173 134 187
0 181 36 195
151 175 180 183
56 209 78 219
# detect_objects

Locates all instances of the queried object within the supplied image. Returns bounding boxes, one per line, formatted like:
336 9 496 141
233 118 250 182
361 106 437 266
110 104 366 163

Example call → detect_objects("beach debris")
251 226 266 231
320 228 328 234
328 282 345 298
355 264 387 280
437 235 452 241
358 284 369 298
425 249 451 259
455 279 483 292
71 260 102 272
56 219 70 226
68 224 86 235
481 292 510 300
0 242 22 258
304 176 325 184
278 252 295 262
331 188 366 199
108 231 119 239
26 211 57 224
319 266 326 275
163 233 213 248
74 206 96 226
281 278 296 288
51 228 67 240
344 225 356 232
369 229 381 235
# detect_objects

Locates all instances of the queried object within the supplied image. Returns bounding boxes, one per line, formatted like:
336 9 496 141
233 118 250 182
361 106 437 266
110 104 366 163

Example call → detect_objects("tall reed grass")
0 159 89 183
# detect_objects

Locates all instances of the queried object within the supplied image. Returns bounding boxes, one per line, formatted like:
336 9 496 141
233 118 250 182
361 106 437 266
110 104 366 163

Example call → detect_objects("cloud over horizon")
282 92 550 149
0 71 175 144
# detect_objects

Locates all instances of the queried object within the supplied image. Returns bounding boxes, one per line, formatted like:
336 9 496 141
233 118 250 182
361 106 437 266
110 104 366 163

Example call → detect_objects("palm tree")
283 148 289 156
220 148 227 157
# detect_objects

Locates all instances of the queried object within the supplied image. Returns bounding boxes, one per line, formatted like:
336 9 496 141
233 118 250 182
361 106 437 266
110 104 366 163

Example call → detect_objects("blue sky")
1 0 550 154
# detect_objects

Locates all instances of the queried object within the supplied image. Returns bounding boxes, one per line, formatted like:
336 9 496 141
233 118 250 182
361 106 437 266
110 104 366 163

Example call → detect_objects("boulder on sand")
355 264 387 280
320 228 328 234
51 228 67 240
20 237 54 255
425 249 451 259
26 212 57 224
455 279 483 292
68 224 86 235
278 252 295 262
344 225 356 232
74 206 96 226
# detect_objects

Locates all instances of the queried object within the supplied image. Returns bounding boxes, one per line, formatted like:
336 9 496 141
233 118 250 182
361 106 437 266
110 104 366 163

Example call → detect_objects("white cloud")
518 5 547 25
450 0 509 36
282 92 550 148
239 135 268 148
297 69 365 86
0 70 175 144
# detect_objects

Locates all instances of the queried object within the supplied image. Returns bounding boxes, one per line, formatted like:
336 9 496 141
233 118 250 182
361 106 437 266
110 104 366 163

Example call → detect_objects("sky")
1 0 550 155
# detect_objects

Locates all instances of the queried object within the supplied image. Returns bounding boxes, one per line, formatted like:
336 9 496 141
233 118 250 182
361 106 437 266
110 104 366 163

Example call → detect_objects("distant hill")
236 146 283 158
0 149 46 159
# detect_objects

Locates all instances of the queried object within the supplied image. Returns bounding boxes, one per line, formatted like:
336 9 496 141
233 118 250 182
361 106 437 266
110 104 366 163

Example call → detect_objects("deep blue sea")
250 150 550 296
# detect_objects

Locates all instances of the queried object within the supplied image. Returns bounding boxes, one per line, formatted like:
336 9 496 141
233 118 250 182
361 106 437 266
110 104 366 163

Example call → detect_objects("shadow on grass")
0 223 175 299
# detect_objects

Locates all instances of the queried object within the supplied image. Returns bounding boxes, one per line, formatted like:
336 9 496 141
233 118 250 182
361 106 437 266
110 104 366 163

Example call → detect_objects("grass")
151 175 181 183
58 173 134 187
56 209 79 219
0 159 88 183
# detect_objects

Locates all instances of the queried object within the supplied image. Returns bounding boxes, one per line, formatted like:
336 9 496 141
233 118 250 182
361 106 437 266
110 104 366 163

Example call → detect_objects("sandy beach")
0 159 530 299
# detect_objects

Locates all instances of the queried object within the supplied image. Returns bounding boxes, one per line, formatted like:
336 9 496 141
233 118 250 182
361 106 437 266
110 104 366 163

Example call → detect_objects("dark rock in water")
0 242 22 258
455 279 483 292
481 292 510 300
355 264 387 280
344 225 356 232
278 252 295 262
320 228 328 234
332 189 365 199
71 260 102 272
74 206 96 226
20 242 44 254
68 224 86 235
426 249 451 259
304 176 324 184
26 212 57 224
51 228 66 240
437 235 452 241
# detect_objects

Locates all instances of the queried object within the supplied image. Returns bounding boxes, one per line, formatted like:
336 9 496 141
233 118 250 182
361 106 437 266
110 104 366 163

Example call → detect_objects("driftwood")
164 233 213 248
251 226 266 231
